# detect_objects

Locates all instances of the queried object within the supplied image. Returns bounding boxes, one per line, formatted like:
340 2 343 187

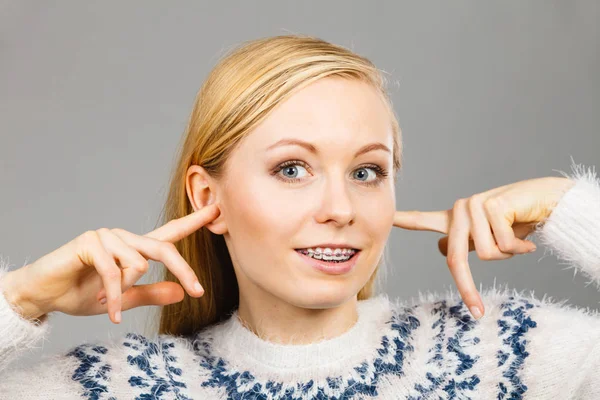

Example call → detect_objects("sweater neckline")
202 294 395 372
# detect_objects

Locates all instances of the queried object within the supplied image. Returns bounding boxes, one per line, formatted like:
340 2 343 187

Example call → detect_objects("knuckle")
476 248 494 261
467 194 484 208
136 259 149 273
163 242 177 253
496 240 514 253
111 228 126 235
447 252 461 269
483 197 502 212
453 198 466 209
81 230 98 242
156 242 175 258
105 269 121 280
108 294 121 303
97 227 111 235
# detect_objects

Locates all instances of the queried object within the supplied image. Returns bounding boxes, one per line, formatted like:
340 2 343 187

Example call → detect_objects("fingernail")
194 282 204 294
115 311 121 323
469 306 483 320
529 246 537 253
99 297 107 305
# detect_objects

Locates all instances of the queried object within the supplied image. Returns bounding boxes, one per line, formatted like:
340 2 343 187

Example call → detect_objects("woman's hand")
392 176 575 320
0 203 221 324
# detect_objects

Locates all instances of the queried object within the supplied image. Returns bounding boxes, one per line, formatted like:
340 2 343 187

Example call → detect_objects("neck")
236 290 359 345
201 293 394 377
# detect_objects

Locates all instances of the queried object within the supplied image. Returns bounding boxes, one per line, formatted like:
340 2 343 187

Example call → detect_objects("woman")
1 34 599 399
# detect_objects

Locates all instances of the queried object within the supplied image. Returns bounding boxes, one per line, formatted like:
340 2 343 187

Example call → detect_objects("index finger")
145 203 221 242
393 210 450 234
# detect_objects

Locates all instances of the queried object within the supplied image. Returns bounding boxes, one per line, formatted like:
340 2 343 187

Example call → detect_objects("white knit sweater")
1 163 600 400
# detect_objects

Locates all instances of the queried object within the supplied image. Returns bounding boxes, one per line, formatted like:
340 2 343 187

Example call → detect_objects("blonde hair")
157 34 402 337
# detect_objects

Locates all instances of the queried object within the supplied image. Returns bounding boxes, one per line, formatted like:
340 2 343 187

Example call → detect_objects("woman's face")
209 76 396 309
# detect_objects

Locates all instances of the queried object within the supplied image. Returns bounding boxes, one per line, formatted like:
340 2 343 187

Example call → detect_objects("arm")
524 161 600 398
0 259 139 398
0 259 92 398
0 258 51 373
535 160 600 287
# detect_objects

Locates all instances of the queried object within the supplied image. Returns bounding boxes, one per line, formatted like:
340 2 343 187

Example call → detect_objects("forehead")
244 76 393 150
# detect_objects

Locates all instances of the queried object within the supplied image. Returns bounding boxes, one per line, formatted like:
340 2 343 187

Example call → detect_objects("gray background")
1 1 598 368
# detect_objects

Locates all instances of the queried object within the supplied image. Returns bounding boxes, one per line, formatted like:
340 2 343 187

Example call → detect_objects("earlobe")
202 202 228 236
186 165 229 235
205 216 228 235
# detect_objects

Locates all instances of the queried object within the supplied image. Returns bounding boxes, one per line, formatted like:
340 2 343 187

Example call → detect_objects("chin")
282 282 361 310
276 251 374 308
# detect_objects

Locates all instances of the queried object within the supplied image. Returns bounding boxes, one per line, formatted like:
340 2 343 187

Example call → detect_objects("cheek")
356 188 396 242
224 176 309 248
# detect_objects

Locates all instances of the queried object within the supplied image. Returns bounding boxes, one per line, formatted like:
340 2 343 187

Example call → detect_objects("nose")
314 174 356 227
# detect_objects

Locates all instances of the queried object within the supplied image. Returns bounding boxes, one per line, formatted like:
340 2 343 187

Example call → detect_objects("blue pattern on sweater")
495 296 539 400
193 305 421 399
65 296 538 399
67 333 191 400
124 332 191 400
407 300 481 399
66 344 115 400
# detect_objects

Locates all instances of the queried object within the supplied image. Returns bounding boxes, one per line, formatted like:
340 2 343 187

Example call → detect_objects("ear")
185 165 228 235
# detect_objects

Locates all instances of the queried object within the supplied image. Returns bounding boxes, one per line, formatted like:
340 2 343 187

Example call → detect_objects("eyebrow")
266 138 391 158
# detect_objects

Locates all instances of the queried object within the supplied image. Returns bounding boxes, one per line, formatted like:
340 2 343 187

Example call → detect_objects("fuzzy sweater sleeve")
0 260 92 398
0 258 51 374
523 161 600 399
0 260 130 398
535 161 600 287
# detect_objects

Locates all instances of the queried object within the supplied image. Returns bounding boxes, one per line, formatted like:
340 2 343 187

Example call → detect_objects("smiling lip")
294 249 360 275
296 243 359 250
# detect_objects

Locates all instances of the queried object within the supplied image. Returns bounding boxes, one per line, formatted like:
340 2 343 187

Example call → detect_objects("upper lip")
296 243 360 250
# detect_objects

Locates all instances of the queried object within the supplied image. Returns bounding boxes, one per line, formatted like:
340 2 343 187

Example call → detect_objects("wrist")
545 176 576 211
0 268 48 322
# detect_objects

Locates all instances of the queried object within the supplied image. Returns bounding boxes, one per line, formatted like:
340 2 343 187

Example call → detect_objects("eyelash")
272 160 389 187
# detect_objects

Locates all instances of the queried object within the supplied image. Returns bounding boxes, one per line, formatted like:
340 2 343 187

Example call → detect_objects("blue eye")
353 167 377 182
280 164 308 179
273 160 388 187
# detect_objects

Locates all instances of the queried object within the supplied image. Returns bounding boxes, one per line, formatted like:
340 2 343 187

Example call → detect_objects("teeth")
298 246 357 262
304 247 356 254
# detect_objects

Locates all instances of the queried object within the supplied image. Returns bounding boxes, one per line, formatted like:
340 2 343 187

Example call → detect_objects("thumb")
121 282 186 311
